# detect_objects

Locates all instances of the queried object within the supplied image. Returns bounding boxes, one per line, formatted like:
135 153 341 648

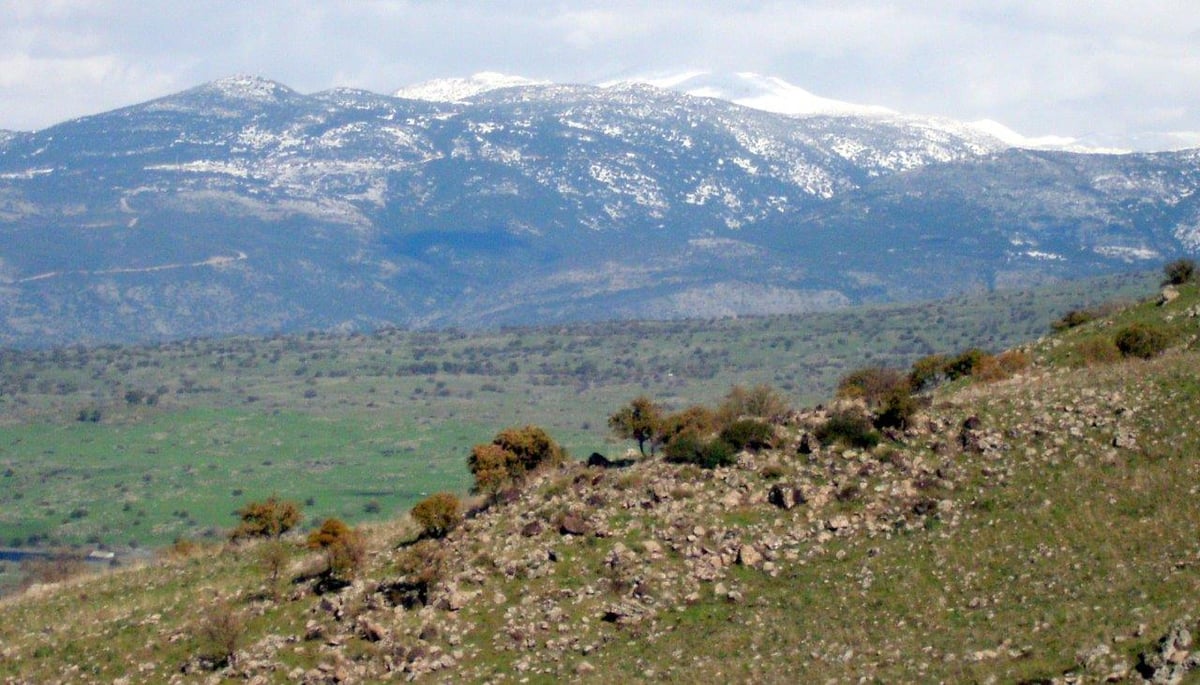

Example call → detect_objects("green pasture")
0 270 1157 551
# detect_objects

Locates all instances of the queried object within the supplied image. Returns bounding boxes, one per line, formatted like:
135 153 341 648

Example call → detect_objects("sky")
2 1 1198 150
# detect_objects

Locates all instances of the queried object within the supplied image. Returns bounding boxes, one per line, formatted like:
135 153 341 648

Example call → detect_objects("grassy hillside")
0 271 1154 560
0 272 1197 682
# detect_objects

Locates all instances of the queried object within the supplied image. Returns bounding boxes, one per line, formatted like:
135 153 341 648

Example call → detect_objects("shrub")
815 411 880 449
491 425 566 474
1114 323 1171 359
307 518 366 579
258 540 291 588
230 496 302 541
392 539 447 600
719 418 776 451
467 443 513 495
760 463 787 479
908 354 949 392
874 386 922 430
943 348 988 380
1051 308 1097 332
1163 258 1197 285
716 384 790 424
194 601 244 669
19 555 86 587
1075 337 1122 366
166 538 203 559
467 425 565 494
973 350 1030 382
607 396 664 456
76 406 102 423
836 367 907 408
658 405 718 446
410 492 463 539
663 432 737 469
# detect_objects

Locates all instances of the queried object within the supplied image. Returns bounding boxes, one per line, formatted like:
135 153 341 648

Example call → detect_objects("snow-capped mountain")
0 74 1196 346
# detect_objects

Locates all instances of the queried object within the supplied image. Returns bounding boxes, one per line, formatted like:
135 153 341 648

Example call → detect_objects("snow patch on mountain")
202 75 296 102
606 70 1124 155
968 119 1127 154
602 71 895 118
394 72 549 102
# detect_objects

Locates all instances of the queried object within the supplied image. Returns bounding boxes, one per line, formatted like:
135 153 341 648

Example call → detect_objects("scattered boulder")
768 484 804 510
558 514 592 536
737 544 763 568
1160 285 1181 306
356 617 387 642
1136 618 1200 684
600 601 647 625
1113 428 1138 450
826 515 851 532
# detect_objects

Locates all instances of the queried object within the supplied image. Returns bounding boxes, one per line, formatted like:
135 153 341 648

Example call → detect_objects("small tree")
231 496 301 541
258 540 291 591
608 396 663 456
194 601 244 670
468 443 515 495
1163 258 1197 285
410 492 463 539
492 425 566 473
307 518 366 580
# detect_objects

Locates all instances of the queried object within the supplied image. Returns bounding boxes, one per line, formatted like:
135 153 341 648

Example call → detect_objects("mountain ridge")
0 74 1197 346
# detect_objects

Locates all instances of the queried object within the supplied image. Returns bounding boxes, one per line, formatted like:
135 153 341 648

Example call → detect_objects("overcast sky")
2 1 1198 150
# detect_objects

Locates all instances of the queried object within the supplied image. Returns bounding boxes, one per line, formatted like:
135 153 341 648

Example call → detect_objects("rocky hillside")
1 277 1199 683
1 75 1198 346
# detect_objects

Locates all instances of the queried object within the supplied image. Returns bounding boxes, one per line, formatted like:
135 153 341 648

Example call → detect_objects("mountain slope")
1 279 1198 682
0 75 1197 346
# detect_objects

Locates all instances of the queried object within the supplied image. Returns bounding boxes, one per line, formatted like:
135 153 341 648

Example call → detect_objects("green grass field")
0 270 1156 552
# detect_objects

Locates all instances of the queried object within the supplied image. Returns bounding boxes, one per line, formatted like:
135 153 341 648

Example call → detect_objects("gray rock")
1113 428 1138 450
768 483 805 509
1160 285 1181 306
559 514 591 536
737 544 763 568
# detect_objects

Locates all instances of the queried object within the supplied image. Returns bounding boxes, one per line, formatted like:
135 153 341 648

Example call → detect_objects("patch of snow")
394 72 549 102
1024 250 1065 261
968 119 1127 154
603 71 895 118
1172 224 1200 251
0 168 54 180
144 161 250 178
1093 245 1161 261
730 157 758 175
204 75 294 102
